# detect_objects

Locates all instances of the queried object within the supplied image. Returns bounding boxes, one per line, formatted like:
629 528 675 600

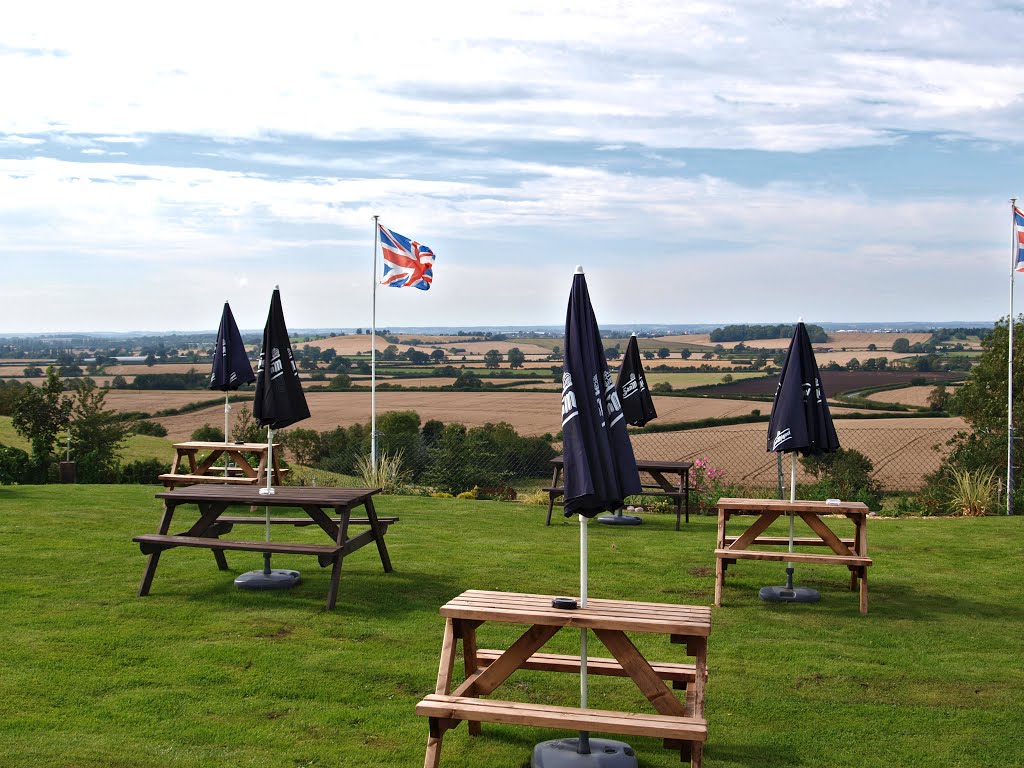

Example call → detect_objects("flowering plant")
690 457 726 512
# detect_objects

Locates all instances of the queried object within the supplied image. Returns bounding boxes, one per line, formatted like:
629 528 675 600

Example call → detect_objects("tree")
679 349 692 360
67 379 128 482
23 366 42 377
604 346 621 361
483 349 503 369
11 367 71 477
507 348 526 369
657 347 670 359
327 373 352 390
430 349 446 363
892 337 911 353
643 351 655 360
144 353 157 366
928 384 950 412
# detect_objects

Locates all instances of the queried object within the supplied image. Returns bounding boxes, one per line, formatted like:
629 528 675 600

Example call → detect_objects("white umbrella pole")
578 513 590 754
371 214 379 472
787 453 797 589
223 393 231 476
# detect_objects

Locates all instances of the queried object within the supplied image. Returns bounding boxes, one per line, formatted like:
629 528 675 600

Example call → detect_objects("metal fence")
289 423 962 498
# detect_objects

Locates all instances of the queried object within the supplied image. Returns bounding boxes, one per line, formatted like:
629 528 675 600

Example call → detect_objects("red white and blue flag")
379 223 435 290
1015 206 1024 273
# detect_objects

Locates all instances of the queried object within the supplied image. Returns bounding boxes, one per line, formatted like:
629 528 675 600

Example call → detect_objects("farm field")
645 371 770 388
866 385 960 408
146 391 878 443
105 363 208 375
630 416 967 491
666 331 938 351
685 370 964 398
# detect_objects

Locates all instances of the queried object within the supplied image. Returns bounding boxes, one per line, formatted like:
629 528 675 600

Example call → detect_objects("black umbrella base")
532 738 637 768
596 513 642 526
759 585 820 603
235 569 302 590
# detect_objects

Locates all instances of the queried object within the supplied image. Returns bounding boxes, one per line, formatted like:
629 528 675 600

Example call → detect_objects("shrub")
0 444 32 484
191 424 225 442
800 448 883 509
132 420 168 437
119 459 170 484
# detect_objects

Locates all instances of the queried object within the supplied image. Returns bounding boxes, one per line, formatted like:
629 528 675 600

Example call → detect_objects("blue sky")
1 0 1023 333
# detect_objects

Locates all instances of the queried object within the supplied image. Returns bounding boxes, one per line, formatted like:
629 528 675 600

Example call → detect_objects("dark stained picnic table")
133 485 395 610
544 456 692 528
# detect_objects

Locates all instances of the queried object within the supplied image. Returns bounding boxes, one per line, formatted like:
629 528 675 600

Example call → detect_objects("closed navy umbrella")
209 301 255 442
236 286 310 592
597 333 658 526
253 287 310 434
533 267 641 767
762 321 840 603
616 334 657 428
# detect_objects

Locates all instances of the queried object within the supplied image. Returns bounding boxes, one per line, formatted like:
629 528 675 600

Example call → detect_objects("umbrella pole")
264 427 274 574
578 513 591 755
787 453 796 590
224 393 231 476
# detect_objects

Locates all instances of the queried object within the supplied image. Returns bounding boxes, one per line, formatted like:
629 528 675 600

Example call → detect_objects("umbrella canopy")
561 270 641 517
209 301 255 392
254 288 310 431
767 322 839 457
615 335 657 428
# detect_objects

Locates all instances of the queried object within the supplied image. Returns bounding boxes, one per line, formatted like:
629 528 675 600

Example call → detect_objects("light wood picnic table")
416 589 710 767
714 497 873 614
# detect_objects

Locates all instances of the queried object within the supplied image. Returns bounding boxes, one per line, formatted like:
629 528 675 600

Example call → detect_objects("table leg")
545 464 561 526
325 509 351 610
364 497 394 573
138 501 176 596
683 466 690 526
859 567 869 615
460 620 482 736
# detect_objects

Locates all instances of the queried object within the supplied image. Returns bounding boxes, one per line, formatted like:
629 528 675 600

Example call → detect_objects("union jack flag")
379 223 435 290
1015 206 1024 273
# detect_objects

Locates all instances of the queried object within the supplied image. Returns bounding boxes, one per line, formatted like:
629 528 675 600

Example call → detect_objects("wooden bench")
416 693 708 751
159 468 291 489
133 534 342 567
546 457 692 529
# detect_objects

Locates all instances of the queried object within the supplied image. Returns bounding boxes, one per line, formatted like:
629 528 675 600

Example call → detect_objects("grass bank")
0 486 1021 767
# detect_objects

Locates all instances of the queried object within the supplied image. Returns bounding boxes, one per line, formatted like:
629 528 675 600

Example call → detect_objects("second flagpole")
371 214 379 472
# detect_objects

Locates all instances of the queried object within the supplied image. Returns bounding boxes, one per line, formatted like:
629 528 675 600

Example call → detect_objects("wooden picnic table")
714 497 873 614
132 485 395 610
159 440 287 489
416 589 710 767
545 456 692 529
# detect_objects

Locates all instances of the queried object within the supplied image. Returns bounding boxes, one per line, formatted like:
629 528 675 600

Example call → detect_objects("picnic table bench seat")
215 515 398 528
133 533 342 567
416 693 708 749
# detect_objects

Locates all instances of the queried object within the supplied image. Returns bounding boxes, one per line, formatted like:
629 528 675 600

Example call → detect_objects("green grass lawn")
1 486 1022 767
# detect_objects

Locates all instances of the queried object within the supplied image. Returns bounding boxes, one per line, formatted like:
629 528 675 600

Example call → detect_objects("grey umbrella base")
533 737 638 768
235 569 301 590
759 567 819 603
234 554 301 590
596 512 642 526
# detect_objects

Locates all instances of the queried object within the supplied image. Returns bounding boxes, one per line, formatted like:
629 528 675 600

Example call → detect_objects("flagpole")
371 215 379 472
1009 198 1018 516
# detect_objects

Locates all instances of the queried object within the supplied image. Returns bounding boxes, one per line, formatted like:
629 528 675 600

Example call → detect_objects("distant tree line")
710 324 828 343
